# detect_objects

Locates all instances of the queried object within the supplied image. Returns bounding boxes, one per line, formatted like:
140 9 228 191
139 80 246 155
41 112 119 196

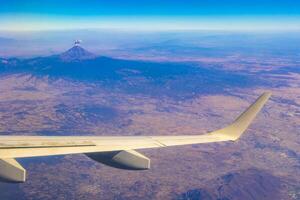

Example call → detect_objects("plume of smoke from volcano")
74 40 82 46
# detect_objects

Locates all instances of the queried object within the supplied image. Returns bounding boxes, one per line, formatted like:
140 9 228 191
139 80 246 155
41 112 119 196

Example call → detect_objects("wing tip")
262 91 272 100
230 91 272 141
210 91 272 141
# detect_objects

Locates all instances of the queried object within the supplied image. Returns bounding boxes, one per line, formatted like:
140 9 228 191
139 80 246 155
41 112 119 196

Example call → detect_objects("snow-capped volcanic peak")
60 45 95 61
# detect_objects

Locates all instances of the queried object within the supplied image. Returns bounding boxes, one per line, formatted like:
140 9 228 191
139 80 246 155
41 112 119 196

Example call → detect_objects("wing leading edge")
0 92 271 182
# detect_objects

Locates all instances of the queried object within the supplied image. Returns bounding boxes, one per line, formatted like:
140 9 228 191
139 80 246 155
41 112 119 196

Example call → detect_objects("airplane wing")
0 92 271 182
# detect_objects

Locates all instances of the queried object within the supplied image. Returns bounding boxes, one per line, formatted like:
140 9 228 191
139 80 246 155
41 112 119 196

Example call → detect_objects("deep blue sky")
0 0 299 31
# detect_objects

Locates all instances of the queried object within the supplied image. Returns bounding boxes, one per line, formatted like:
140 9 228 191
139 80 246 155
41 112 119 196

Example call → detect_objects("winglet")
212 92 272 141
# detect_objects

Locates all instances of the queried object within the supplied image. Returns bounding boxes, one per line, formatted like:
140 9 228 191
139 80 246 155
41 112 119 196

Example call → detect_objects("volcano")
0 44 266 99
59 45 95 61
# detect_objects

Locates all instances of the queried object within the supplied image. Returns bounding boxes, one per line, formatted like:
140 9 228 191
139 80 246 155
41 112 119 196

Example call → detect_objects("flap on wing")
0 158 26 183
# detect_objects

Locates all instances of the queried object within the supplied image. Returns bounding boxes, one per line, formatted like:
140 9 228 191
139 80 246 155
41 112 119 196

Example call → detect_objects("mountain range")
0 45 268 99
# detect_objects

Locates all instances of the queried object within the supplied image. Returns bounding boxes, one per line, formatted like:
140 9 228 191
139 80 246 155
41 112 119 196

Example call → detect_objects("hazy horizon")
1 29 300 59
1 0 300 31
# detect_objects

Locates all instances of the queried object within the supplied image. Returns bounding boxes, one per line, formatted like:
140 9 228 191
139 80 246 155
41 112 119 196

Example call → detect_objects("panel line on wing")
0 144 96 149
149 137 167 147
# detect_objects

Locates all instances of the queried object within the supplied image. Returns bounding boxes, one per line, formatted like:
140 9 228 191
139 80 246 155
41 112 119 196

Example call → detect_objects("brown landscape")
0 47 299 200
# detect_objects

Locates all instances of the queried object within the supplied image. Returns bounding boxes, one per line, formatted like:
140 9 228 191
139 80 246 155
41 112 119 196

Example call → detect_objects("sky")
0 0 300 31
